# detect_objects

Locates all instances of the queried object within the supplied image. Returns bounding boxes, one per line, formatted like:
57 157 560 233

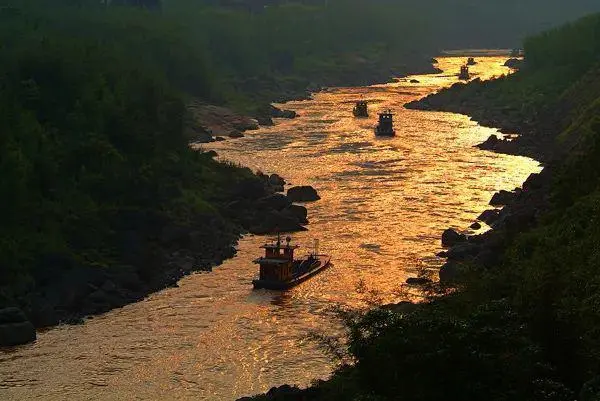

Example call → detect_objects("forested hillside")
0 9 261 327
175 0 600 48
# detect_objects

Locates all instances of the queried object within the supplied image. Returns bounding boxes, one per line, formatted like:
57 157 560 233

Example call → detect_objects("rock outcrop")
504 58 524 70
477 209 500 225
283 204 308 224
489 189 518 206
441 228 467 247
186 101 259 142
287 186 321 202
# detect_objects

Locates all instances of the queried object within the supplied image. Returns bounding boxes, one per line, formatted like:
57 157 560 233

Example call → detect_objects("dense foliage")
0 1 261 315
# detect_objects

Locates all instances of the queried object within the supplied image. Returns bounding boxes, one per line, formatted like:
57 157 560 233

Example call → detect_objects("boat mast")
275 226 281 247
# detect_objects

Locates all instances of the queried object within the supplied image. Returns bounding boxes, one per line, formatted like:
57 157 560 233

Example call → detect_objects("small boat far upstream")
252 234 331 290
374 110 396 136
458 65 470 80
353 100 369 117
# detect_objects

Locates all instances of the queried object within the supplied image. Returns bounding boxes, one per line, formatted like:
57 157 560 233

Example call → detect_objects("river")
0 56 540 401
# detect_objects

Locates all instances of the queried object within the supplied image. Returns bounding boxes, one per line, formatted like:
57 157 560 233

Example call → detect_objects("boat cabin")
459 65 470 80
375 110 395 136
253 236 298 282
467 57 476 65
353 100 368 117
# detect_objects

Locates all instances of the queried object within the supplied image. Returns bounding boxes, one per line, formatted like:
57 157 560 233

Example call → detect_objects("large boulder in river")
250 211 307 235
441 228 467 247
282 204 308 224
270 105 297 119
287 186 320 202
0 307 36 346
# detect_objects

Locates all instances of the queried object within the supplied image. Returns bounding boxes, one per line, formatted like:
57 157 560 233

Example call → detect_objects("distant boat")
374 110 395 136
252 234 331 290
466 57 476 66
458 65 470 80
353 100 368 117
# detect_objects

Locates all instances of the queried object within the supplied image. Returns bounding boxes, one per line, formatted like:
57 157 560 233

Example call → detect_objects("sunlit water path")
0 57 540 400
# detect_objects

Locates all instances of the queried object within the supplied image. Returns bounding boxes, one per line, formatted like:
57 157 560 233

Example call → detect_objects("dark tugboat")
252 234 331 290
353 100 369 117
466 57 476 65
374 110 395 136
458 65 470 80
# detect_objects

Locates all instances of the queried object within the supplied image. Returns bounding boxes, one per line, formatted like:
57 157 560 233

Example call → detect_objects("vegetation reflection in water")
0 57 540 401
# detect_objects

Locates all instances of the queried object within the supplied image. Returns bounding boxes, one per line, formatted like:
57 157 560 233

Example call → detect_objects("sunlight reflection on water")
0 57 540 401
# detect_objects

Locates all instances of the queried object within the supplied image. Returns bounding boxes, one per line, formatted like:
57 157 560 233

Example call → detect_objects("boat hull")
353 109 369 118
375 128 396 136
252 255 331 290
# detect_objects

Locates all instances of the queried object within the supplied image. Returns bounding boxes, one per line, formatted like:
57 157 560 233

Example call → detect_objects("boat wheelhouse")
459 65 470 80
374 110 396 136
353 100 369 117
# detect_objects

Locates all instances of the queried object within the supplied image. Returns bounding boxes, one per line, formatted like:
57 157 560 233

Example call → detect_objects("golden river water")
0 57 540 400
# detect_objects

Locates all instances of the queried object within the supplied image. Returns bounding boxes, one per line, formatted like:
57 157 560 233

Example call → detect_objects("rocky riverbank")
436 168 552 284
403 74 559 286
1 165 321 346
405 77 558 162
